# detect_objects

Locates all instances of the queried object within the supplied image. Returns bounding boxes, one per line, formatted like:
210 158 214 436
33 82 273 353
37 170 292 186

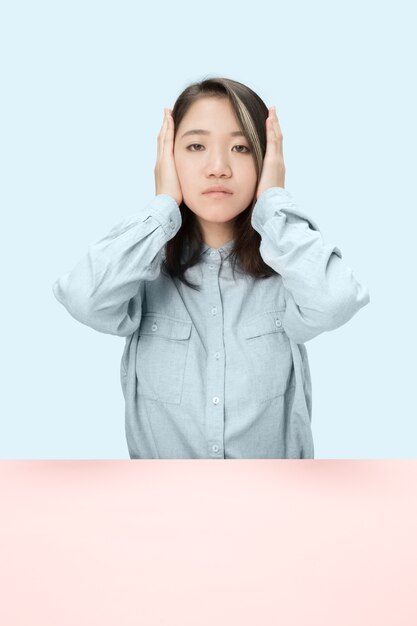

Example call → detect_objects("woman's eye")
234 145 250 153
186 144 250 153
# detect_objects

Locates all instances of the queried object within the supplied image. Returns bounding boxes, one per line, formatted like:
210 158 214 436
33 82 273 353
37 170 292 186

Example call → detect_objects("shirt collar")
179 238 235 265
200 238 235 257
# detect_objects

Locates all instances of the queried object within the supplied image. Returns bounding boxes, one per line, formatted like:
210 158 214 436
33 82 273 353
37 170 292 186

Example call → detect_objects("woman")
52 76 370 459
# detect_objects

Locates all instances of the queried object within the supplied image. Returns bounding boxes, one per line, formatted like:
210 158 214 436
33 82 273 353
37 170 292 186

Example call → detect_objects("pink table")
1 460 416 626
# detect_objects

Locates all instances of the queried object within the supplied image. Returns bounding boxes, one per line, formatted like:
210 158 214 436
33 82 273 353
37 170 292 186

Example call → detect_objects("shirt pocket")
242 308 293 404
136 313 192 405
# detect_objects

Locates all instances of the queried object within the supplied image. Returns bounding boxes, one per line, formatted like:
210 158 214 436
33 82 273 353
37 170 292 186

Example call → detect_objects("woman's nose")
204 152 232 177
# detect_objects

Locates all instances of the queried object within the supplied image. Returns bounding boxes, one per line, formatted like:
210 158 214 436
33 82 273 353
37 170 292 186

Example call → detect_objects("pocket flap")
243 309 285 339
139 314 192 340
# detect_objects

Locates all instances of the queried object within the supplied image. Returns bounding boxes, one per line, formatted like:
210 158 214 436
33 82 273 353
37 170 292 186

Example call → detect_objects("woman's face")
173 97 258 241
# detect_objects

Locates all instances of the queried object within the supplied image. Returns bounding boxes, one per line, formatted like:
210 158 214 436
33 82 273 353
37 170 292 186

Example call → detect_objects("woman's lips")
203 191 233 198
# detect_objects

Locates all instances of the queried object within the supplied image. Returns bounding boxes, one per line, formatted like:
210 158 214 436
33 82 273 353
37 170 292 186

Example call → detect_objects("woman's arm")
252 109 369 343
251 186 370 344
52 194 181 336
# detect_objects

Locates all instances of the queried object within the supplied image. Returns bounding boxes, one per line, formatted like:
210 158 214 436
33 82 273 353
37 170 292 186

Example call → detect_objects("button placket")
204 246 225 458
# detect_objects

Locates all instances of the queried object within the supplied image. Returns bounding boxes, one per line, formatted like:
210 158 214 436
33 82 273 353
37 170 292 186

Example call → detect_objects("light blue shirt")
52 187 370 458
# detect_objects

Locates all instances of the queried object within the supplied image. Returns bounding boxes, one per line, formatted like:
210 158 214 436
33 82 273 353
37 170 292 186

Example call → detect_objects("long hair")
161 76 279 291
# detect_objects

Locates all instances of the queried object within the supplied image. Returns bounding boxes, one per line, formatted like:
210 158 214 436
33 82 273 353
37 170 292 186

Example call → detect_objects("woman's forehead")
178 99 242 136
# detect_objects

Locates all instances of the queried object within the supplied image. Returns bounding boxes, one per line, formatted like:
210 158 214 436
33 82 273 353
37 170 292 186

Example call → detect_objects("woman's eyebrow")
180 129 246 139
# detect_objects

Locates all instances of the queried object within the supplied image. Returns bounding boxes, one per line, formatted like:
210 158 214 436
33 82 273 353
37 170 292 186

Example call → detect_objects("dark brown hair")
161 75 279 291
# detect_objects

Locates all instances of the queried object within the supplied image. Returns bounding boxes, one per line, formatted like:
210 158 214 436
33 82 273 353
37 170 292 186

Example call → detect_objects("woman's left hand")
255 106 286 199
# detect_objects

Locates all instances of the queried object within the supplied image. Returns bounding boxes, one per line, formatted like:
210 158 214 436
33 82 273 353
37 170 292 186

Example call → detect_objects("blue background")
1 0 415 458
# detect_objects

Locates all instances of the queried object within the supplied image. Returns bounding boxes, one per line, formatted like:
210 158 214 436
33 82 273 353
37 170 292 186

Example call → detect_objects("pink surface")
1 460 416 625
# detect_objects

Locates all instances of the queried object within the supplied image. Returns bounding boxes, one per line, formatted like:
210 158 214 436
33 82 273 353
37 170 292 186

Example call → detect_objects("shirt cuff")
251 187 322 234
140 194 182 237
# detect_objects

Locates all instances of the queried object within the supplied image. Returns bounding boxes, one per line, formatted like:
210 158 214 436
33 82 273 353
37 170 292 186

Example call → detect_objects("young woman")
52 76 370 459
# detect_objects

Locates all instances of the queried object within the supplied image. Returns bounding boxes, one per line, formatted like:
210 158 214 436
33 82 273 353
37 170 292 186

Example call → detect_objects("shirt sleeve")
251 186 370 344
52 194 181 336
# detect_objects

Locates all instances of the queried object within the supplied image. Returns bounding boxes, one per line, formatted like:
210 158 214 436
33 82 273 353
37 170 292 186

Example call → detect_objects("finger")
164 109 173 140
266 112 277 146
157 109 168 158
266 116 282 147
159 109 168 136
267 107 276 127
164 110 174 146
157 110 165 147
264 109 283 161
271 106 283 138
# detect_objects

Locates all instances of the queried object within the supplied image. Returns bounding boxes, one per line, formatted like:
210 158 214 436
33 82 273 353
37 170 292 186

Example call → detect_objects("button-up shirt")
52 187 370 459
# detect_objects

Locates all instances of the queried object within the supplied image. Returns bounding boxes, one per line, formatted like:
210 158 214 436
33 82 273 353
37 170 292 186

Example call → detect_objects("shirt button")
214 351 220 359
211 306 217 315
210 250 216 257
209 264 214 269
275 319 282 327
151 323 158 331
212 444 219 452
212 396 220 405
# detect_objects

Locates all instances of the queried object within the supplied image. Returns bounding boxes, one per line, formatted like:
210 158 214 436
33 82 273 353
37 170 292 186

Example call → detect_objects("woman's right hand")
154 108 183 207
